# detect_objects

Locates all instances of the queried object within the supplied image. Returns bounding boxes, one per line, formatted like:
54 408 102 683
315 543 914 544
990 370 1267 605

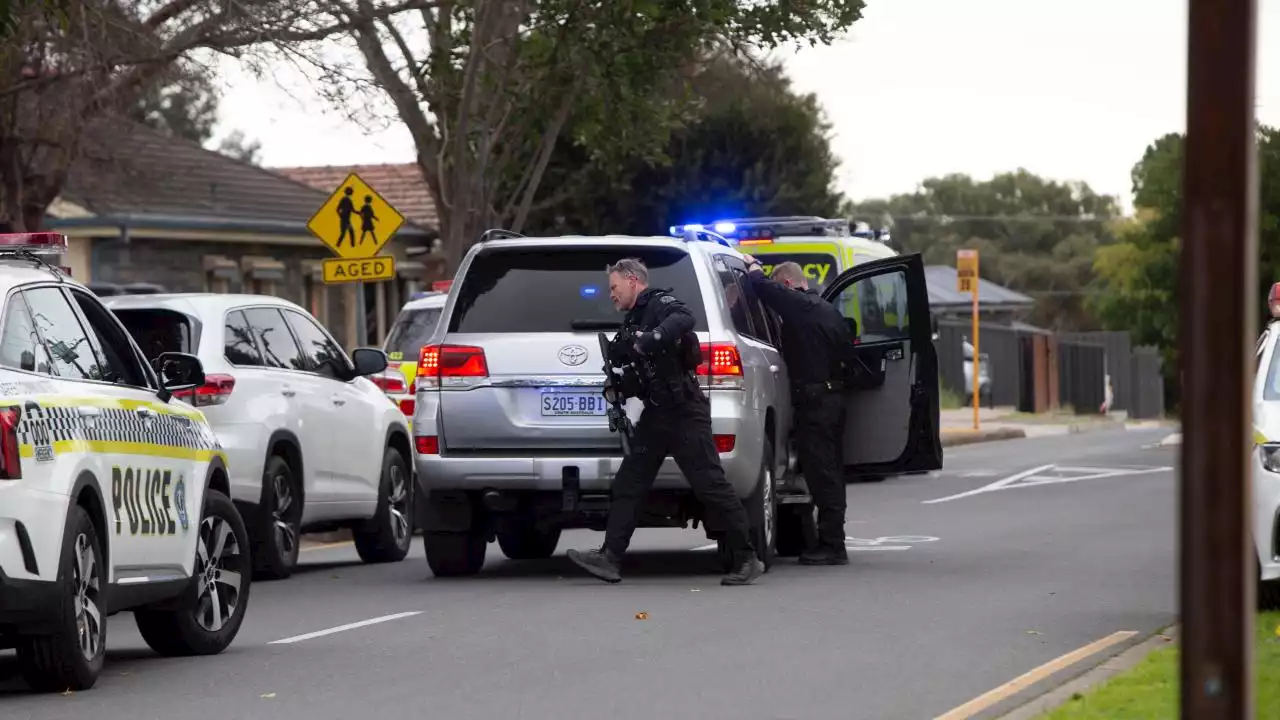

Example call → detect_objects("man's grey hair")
772 261 806 286
606 257 649 284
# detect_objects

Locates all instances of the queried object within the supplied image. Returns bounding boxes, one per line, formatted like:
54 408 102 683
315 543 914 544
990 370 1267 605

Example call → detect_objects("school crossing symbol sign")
306 172 404 284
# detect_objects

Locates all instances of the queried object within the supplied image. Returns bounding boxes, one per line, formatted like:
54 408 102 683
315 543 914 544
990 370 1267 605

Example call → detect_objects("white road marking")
922 465 1053 505
269 611 423 645
923 464 1173 504
693 535 940 552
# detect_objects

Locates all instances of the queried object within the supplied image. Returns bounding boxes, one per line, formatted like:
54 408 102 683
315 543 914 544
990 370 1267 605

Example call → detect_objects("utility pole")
1180 0 1258 716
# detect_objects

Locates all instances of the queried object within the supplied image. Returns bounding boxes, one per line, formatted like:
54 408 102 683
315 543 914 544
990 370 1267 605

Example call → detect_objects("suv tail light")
0 406 21 480
415 436 439 454
417 344 489 389
371 370 408 394
713 434 736 453
697 343 744 389
173 374 236 407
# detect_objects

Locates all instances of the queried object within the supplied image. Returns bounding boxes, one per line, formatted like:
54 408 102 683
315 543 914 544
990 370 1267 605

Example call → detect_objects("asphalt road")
0 427 1178 720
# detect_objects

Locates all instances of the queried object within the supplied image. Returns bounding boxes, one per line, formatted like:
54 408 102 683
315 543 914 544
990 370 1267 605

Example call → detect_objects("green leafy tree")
1090 126 1280 410
846 171 1121 330
309 0 866 269
521 54 844 235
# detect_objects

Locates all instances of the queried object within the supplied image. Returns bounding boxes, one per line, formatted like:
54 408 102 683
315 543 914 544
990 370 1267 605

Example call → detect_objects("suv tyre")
252 454 301 581
353 447 415 564
18 505 106 692
497 518 561 560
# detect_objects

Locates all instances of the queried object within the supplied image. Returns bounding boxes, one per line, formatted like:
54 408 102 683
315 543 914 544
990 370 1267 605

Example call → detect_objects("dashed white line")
269 611 423 645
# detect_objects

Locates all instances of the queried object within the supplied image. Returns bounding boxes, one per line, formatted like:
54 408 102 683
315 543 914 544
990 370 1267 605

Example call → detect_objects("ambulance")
668 216 897 293
1251 281 1280 610
374 285 450 425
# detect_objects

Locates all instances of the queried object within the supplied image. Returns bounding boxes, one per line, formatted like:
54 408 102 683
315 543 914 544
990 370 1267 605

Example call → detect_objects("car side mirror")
154 352 205 401
351 347 389 377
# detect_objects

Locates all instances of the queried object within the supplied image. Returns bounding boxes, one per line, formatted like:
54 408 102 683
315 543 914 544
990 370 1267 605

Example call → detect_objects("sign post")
305 173 405 347
957 249 980 431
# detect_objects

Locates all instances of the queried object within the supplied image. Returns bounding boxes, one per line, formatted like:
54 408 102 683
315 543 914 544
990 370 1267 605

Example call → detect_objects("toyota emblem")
558 344 588 367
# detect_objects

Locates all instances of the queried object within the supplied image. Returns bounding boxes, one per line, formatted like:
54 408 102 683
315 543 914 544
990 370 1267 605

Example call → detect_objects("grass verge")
1037 613 1280 718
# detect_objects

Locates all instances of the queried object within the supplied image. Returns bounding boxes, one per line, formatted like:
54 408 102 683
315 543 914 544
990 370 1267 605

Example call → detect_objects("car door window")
68 289 150 388
283 310 351 378
224 310 265 367
23 287 102 381
243 308 305 371
836 271 911 344
0 292 53 374
713 256 756 339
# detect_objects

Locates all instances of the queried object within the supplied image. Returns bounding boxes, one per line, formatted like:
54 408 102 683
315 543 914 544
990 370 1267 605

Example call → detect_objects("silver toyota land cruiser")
411 229 943 576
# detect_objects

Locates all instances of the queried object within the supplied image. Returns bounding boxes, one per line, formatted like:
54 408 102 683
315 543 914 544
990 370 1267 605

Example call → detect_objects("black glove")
634 329 664 356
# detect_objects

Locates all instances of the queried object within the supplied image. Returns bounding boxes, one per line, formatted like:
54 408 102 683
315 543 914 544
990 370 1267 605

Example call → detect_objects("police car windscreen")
384 308 442 361
448 247 708 333
112 309 195 359
759 253 839 293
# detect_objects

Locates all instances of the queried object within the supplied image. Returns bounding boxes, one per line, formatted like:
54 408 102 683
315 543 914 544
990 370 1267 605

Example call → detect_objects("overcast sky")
211 0 1280 213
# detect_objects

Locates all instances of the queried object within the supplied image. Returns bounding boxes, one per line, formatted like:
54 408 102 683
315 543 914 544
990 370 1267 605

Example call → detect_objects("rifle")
598 331 636 455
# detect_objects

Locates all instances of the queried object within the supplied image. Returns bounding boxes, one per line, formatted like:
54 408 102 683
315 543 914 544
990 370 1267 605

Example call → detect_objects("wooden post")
1180 0 1258 715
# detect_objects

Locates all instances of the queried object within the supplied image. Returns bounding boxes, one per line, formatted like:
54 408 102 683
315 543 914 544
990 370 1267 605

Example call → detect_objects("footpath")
940 406 1174 448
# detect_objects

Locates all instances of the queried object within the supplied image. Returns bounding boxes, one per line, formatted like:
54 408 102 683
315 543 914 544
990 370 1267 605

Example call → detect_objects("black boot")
567 546 622 583
799 545 849 566
721 556 764 586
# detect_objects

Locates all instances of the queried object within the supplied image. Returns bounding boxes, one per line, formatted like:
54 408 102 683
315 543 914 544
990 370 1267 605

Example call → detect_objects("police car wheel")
423 530 487 577
1259 558 1280 611
353 447 415 564
252 455 301 581
134 490 251 657
17 505 106 692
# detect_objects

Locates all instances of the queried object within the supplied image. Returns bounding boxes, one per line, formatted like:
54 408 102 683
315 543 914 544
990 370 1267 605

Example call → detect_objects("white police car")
1254 283 1280 610
0 233 249 691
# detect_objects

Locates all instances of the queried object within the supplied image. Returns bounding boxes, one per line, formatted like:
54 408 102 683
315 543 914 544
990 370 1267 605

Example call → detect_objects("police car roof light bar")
1269 282 1280 318
0 232 68 254
671 217 850 241
680 226 732 248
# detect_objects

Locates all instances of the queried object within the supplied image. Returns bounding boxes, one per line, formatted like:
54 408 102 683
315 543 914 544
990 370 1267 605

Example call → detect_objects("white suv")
0 234 252 691
103 294 415 580
411 230 943 576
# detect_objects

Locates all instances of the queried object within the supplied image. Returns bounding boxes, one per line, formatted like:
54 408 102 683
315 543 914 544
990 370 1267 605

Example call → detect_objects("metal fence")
1059 331 1133 412
1129 346 1166 419
1057 339 1107 414
936 320 1024 406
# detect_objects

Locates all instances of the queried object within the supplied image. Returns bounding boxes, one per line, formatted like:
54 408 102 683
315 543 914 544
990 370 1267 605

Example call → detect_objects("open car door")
820 253 943 475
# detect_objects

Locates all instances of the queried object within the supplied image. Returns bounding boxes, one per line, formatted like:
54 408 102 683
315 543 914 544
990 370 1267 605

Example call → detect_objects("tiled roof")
274 163 438 230
58 121 330 229
924 265 1035 309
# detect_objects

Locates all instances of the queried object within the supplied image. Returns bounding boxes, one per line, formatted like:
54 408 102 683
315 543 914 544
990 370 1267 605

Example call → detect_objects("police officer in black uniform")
741 256 855 565
567 258 763 586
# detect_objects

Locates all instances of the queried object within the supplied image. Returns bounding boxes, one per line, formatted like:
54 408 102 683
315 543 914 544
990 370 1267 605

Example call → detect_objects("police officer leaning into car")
567 258 764 586
741 256 855 565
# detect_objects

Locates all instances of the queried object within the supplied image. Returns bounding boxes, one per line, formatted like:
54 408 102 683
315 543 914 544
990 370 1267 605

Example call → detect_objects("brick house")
275 163 450 293
41 122 434 348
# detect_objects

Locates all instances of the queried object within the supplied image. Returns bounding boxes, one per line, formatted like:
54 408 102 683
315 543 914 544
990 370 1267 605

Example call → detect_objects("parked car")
0 233 251 691
103 294 415 580
962 340 992 407
410 228 943 576
1249 283 1280 610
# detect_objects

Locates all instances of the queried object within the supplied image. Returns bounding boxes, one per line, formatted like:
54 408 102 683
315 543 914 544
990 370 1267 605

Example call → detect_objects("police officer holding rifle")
567 258 762 586
741 256 855 566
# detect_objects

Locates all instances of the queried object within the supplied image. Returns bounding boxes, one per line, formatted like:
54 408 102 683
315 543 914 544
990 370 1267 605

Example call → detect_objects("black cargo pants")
604 395 756 564
794 390 847 552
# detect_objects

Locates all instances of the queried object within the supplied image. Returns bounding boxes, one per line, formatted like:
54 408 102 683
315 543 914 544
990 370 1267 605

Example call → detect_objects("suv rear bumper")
0 568 62 635
417 452 743 493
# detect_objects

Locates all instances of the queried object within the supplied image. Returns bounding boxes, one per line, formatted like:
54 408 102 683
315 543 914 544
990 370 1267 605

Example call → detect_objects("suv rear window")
385 307 443 361
111 308 198 360
448 247 709 333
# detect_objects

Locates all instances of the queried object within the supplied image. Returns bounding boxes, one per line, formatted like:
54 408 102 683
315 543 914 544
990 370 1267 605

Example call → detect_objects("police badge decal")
174 476 190 531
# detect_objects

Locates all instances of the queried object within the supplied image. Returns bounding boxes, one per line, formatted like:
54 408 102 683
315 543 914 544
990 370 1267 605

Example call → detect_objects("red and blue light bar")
0 232 68 254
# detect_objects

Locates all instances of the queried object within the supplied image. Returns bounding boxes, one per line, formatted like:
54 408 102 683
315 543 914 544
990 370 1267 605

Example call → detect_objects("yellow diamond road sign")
307 173 405 260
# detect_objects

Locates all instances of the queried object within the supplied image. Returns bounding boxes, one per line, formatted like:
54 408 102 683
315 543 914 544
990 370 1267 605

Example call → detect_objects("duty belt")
793 379 846 396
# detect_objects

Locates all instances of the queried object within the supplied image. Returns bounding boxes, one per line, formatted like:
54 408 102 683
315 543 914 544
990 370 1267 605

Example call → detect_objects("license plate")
541 392 607 416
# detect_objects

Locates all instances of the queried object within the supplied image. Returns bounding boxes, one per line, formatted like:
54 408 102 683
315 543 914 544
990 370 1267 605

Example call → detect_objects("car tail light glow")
173 374 235 407
713 434 736 453
415 435 439 454
399 398 415 416
0 232 67 254
0 406 21 480
697 343 744 389
1270 282 1280 318
371 371 408 394
417 345 489 389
